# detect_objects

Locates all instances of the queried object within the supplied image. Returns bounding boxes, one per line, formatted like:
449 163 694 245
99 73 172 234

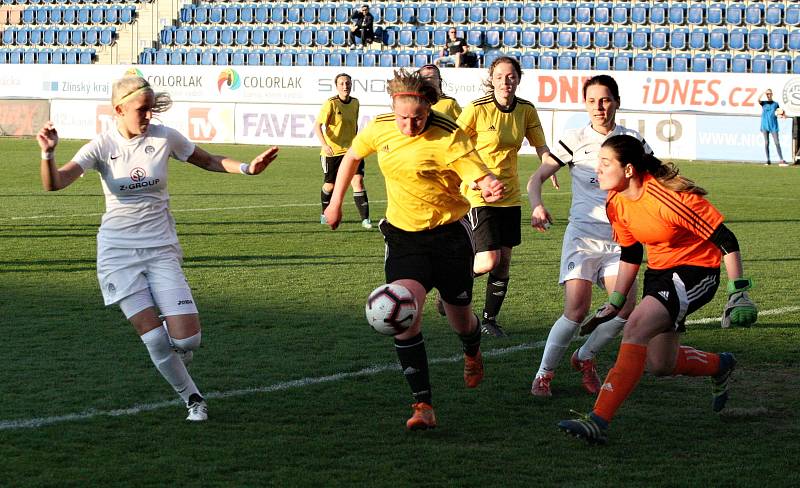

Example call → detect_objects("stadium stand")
0 0 799 73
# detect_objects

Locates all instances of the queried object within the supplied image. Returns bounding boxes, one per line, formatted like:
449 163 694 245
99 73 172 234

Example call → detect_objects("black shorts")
468 206 522 252
379 219 475 306
642 265 720 332
321 154 365 184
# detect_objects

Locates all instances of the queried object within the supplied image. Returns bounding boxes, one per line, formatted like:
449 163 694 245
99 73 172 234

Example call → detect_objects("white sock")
577 316 627 361
172 332 201 353
141 327 200 403
536 315 580 377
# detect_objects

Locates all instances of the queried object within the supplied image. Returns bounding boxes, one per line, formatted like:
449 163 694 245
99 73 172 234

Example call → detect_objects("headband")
116 87 149 107
392 91 425 99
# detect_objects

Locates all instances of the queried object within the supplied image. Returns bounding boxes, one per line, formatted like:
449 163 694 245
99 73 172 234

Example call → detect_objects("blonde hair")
111 76 172 113
386 69 439 106
602 135 707 195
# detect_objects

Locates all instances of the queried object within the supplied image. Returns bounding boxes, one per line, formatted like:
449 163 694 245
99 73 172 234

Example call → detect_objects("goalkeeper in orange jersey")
558 134 757 445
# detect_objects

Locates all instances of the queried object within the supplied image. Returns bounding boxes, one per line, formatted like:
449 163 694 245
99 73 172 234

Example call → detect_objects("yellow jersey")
431 96 462 121
316 96 360 156
457 94 546 207
350 110 491 232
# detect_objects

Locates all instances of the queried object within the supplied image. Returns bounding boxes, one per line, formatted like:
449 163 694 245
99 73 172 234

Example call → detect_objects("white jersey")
551 124 651 241
72 123 195 248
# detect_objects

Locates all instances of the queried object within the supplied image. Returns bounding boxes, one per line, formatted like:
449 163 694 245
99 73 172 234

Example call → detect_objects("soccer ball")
365 283 417 336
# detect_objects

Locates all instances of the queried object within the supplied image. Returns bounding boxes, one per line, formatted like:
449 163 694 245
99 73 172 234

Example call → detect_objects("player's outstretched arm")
527 157 560 232
37 122 83 191
187 146 279 175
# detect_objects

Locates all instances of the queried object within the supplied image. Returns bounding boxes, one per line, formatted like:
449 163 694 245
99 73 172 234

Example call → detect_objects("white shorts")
97 243 194 308
558 225 621 287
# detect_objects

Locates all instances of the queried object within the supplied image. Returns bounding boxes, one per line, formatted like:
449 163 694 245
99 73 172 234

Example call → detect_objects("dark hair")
482 56 522 93
602 135 707 195
417 64 445 94
334 73 352 84
583 74 620 103
387 68 439 106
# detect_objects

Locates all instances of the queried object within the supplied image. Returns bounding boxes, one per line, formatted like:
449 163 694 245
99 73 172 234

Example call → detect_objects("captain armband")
708 224 739 254
619 242 644 264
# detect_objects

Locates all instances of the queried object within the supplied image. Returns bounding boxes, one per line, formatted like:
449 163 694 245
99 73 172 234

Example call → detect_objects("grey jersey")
551 124 651 240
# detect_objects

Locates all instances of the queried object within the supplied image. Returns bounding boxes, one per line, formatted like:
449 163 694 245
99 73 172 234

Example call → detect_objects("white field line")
2 304 798 431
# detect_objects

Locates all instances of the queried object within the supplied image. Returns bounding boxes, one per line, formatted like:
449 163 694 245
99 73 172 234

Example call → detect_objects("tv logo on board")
218 69 241 93
188 108 217 141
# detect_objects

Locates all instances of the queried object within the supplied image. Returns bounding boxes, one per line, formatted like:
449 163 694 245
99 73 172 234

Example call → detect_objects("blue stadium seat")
557 51 576 70
21 8 35 24
153 50 167 65
726 4 744 26
379 50 395 68
539 51 557 70
611 4 628 25
168 49 183 65
188 27 203 46
731 53 750 73
765 4 783 27
575 3 592 24
691 53 710 72
263 49 279 66
312 48 328 66
789 30 800 51
711 53 730 73
576 27 593 49
84 27 99 46
396 49 414 67
633 52 652 71
296 49 312 67
672 53 690 72
246 50 262 66
706 3 724 26
331 27 348 47
709 28 726 51
670 27 688 50
451 3 468 24
9 48 23 64
594 2 611 24
271 3 287 23
90 6 103 24
417 3 434 24
668 2 686 25
119 6 133 24
15 28 30 46
400 5 416 24
503 2 521 23
208 6 223 24
557 26 575 49
224 5 239 24
234 27 251 47
283 26 299 47
415 26 432 47
594 27 612 49
381 26 398 47
520 51 538 70
219 27 235 47
279 50 294 67
539 27 556 49
51 7 65 24
315 26 331 47
557 2 574 24
201 50 215 65
649 2 667 25
520 27 538 49
362 49 378 67
21 49 36 64
595 52 612 71
36 48 51 64
29 28 42 46
333 3 351 24
266 27 282 47
793 56 800 75
788 5 800 27
301 4 317 24
612 27 631 50
539 3 556 24
202 27 218 46
769 28 787 51
729 27 747 51
520 4 536 23
414 49 433 67
468 5 484 24
752 54 769 74
50 47 64 64
744 4 764 26
689 27 708 51
299 27 314 47
485 28 501 48
748 28 767 51
287 5 303 24
2 29 14 45
317 4 332 24
184 49 200 66
652 53 670 72
503 26 521 48
42 28 56 46
613 52 632 71
631 27 650 50
239 5 254 24
344 50 359 67
576 52 594 70
69 28 84 46
630 3 648 25
397 27 414 48
433 4 449 23
686 3 704 26
431 27 448 47
773 54 790 74
466 26 484 47
62 7 76 25
250 27 266 46
486 3 501 24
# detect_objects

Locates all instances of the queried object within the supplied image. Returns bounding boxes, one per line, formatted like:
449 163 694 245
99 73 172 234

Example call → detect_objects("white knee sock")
577 316 627 361
171 332 201 353
141 327 200 403
536 315 580 377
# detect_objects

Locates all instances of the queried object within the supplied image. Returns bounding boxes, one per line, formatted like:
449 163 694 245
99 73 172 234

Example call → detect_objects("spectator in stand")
434 28 468 68
349 4 375 47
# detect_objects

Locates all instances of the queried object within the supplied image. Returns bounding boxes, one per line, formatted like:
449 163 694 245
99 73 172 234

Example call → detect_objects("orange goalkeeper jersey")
605 174 724 270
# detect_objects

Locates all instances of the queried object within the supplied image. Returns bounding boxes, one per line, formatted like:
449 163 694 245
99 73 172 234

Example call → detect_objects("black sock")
353 190 369 220
483 273 509 322
459 315 482 357
321 189 331 213
394 333 431 405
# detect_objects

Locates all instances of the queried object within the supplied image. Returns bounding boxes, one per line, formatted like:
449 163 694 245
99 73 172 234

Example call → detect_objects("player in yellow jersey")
457 56 560 337
314 73 371 229
417 64 462 120
324 69 504 430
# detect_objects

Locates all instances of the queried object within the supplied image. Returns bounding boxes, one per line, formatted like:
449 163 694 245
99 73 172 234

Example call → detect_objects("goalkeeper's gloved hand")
722 278 758 328
580 291 625 336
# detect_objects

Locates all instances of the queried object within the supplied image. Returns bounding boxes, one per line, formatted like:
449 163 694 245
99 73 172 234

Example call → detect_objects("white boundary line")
2 304 798 431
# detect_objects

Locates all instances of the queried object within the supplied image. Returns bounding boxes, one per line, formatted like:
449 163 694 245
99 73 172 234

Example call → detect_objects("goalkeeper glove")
721 278 758 328
580 291 625 336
